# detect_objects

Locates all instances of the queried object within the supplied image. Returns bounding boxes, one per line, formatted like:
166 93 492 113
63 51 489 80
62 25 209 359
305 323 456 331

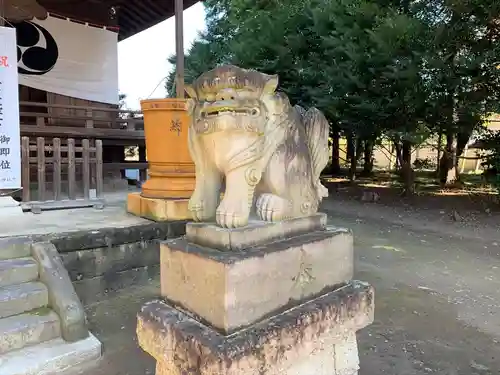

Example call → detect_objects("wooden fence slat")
36 137 46 201
82 139 90 199
21 137 30 202
28 157 98 164
67 138 76 200
53 138 62 201
28 145 98 153
21 136 108 208
21 125 145 141
95 140 103 197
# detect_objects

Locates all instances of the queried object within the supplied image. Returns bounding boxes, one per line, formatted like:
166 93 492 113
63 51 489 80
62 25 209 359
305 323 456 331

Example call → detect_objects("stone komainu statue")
185 65 329 228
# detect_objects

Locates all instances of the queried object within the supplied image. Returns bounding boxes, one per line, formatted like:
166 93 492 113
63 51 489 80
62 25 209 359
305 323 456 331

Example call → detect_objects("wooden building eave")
37 0 199 40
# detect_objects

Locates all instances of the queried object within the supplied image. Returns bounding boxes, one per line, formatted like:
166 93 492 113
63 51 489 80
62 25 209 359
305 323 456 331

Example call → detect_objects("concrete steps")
0 282 48 319
0 310 61 354
0 333 102 375
0 257 39 287
0 240 102 374
0 238 31 261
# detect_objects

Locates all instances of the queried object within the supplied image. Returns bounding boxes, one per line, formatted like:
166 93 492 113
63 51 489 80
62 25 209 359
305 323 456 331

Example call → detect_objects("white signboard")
0 26 21 189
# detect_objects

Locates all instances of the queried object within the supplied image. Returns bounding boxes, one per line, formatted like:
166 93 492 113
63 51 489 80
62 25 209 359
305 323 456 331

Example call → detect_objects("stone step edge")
0 257 39 288
0 282 49 319
0 237 31 261
0 310 61 355
0 333 102 375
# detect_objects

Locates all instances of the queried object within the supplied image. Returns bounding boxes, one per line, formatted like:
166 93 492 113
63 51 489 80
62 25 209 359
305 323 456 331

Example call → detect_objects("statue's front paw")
256 194 291 222
216 196 250 228
188 197 213 222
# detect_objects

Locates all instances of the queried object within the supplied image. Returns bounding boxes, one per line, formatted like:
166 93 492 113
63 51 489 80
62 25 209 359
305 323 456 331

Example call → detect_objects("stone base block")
161 224 353 333
127 192 191 221
137 280 374 375
186 213 327 251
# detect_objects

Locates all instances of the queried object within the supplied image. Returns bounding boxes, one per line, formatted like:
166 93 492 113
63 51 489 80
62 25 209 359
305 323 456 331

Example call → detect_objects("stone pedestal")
127 192 190 221
136 214 374 374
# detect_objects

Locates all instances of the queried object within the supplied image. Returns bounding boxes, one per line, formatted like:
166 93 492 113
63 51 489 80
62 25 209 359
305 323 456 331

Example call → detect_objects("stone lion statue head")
185 65 290 135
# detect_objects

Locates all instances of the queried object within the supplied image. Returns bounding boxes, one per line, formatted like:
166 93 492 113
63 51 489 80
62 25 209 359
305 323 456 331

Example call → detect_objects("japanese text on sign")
0 27 21 189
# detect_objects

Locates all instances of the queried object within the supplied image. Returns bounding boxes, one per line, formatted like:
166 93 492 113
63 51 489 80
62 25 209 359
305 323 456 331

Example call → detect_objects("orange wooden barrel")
140 99 195 199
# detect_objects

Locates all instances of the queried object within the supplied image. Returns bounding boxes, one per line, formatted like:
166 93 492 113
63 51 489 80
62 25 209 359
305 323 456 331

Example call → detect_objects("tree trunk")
347 133 357 182
436 129 443 175
330 129 341 175
361 140 374 176
393 141 403 171
401 140 414 195
439 132 458 185
356 139 364 162
349 152 358 182
456 131 470 160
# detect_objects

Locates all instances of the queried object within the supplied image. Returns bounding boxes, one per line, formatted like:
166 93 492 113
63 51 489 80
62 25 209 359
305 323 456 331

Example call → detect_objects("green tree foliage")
166 0 500 193
419 0 500 183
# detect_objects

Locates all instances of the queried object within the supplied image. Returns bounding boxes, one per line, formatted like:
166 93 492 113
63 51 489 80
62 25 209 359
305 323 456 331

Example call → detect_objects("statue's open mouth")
201 106 260 118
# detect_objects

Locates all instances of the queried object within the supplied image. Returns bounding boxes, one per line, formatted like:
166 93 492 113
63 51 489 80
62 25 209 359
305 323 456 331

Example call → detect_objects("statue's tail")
296 106 330 199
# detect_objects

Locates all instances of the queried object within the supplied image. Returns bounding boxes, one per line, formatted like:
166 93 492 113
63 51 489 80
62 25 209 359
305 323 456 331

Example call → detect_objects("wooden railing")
20 101 145 144
21 136 105 212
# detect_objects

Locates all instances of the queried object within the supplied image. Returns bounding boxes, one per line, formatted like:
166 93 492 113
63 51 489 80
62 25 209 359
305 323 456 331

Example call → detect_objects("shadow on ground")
78 282 158 375
358 270 499 375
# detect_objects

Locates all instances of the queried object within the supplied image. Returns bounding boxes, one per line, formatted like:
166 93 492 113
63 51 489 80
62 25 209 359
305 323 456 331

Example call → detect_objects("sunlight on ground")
323 177 349 183
324 173 497 198
430 189 497 197
372 245 404 253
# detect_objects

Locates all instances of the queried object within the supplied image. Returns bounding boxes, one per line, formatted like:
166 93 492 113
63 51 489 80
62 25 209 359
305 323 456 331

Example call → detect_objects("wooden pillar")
175 0 184 98
0 0 4 27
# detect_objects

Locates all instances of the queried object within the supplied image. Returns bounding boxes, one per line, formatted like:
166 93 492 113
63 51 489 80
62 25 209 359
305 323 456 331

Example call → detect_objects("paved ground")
0 190 148 237
74 198 500 375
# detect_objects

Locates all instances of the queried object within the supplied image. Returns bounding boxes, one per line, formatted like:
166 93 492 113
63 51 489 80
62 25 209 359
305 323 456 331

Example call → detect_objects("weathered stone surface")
333 333 360 375
0 333 102 375
0 257 38 288
186 213 327 251
61 240 160 281
186 65 330 228
137 280 373 375
50 221 186 253
72 264 160 305
59 234 180 304
277 332 359 375
127 193 192 221
0 221 186 306
0 311 60 355
161 226 353 333
0 282 48 319
31 242 88 342
0 220 187 255
0 237 31 260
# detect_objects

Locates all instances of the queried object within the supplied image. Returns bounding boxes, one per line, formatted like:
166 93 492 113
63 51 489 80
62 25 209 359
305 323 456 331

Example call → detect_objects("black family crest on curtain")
8 21 59 75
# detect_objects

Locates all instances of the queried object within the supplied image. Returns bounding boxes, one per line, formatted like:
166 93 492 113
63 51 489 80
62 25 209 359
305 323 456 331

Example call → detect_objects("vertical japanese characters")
0 27 22 188
0 79 10 171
